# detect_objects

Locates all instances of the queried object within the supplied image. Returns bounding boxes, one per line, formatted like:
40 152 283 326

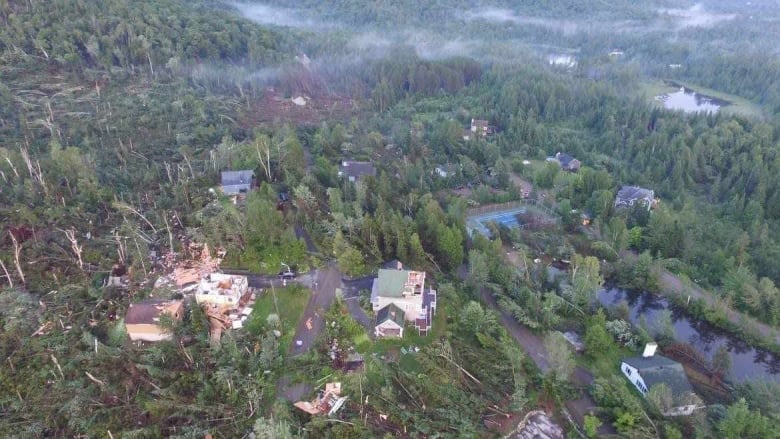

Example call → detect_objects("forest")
1 0 779 437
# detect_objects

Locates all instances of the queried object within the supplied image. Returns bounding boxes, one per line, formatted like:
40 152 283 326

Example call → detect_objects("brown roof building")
125 299 184 342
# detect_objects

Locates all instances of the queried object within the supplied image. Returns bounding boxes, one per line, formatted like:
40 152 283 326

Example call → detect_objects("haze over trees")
1 0 779 437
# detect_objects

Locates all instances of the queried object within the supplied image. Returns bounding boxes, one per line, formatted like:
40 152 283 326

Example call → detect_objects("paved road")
288 262 340 357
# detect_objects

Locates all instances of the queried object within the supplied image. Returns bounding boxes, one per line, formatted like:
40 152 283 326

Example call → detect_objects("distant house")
125 299 184 342
434 164 459 178
220 170 254 195
615 185 656 210
194 273 248 308
371 262 437 336
463 118 492 140
554 152 581 172
375 303 406 338
339 161 376 183
621 343 700 416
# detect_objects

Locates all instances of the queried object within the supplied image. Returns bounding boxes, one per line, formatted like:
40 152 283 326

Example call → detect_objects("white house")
371 262 437 336
621 343 700 416
194 273 248 308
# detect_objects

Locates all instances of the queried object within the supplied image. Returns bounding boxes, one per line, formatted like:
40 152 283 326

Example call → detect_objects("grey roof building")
220 170 254 195
621 344 700 416
615 185 655 210
339 161 376 182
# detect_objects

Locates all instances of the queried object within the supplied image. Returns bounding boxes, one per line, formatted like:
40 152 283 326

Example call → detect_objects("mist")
230 2 325 28
659 3 737 28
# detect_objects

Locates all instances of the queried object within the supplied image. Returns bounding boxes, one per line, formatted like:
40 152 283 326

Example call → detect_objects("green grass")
246 284 311 353
640 79 765 119
577 343 634 379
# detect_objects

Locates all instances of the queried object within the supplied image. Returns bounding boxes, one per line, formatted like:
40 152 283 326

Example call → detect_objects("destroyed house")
125 299 184 342
194 273 248 307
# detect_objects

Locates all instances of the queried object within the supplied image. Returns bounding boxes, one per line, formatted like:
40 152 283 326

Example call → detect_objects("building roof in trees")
376 303 405 328
339 161 376 179
616 185 654 203
220 170 254 194
622 355 693 396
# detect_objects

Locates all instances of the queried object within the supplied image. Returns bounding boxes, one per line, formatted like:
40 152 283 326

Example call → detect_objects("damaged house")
125 299 184 342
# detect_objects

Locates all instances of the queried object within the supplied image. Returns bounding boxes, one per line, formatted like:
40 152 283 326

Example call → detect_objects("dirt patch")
239 88 359 127
508 411 565 439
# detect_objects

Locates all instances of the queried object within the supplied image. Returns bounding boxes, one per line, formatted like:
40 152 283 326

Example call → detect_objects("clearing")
641 79 765 119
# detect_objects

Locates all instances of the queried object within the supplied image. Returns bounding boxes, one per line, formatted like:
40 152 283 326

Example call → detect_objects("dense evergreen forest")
1 0 779 437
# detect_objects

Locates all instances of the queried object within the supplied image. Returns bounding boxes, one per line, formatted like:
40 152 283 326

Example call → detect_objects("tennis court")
467 208 526 237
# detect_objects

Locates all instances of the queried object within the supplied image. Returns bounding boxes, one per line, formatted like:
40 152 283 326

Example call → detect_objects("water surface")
598 287 780 383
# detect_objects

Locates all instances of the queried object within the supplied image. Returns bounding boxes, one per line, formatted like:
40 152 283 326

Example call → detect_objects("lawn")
245 284 311 353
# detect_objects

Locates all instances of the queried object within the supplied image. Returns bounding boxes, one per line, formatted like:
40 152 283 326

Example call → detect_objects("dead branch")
0 258 13 288
85 371 105 387
61 228 84 270
9 231 25 284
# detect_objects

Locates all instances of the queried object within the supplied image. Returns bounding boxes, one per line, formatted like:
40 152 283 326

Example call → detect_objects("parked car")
278 270 296 280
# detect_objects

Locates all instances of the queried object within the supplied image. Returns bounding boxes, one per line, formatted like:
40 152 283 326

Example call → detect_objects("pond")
655 84 729 113
598 287 780 383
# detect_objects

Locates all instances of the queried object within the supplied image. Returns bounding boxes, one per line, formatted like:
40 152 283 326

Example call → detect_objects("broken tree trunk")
9 231 25 284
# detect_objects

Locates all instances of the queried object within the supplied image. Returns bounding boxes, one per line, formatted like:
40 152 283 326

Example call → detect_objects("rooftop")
617 185 654 201
340 161 376 179
376 303 405 327
126 299 183 325
623 355 694 395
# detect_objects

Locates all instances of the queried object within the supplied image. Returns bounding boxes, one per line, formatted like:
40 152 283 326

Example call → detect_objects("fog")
230 2 325 28
463 7 581 36
659 3 737 28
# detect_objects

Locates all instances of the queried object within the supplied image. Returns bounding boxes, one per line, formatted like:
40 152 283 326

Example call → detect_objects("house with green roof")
621 343 701 416
375 303 405 338
371 262 436 337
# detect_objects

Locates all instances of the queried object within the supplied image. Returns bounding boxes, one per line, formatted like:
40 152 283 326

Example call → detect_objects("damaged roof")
126 299 183 325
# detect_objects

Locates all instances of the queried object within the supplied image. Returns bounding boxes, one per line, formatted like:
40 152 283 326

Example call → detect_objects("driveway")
458 265 612 435
288 262 341 357
341 275 375 298
345 296 374 334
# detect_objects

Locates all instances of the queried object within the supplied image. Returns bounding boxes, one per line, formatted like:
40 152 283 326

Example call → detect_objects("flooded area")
655 84 728 113
598 287 780 383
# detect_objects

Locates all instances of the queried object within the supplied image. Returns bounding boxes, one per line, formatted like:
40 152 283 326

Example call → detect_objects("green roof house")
621 343 701 416
375 303 405 338
371 262 436 336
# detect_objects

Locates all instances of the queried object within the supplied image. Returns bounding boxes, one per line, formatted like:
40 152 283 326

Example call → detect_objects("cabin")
339 161 376 183
220 170 254 195
371 262 436 336
463 118 493 140
615 185 656 210
621 343 700 416
554 152 581 172
125 299 184 342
